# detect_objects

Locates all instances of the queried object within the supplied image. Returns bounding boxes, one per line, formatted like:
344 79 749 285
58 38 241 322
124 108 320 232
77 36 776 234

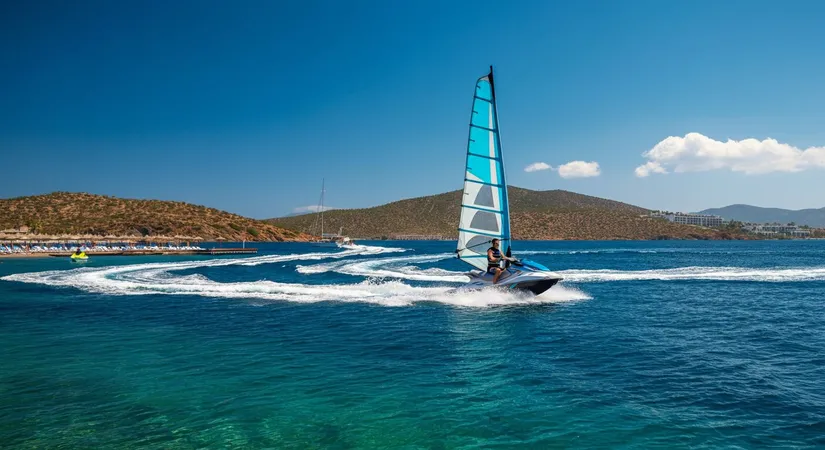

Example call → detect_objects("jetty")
390 234 449 240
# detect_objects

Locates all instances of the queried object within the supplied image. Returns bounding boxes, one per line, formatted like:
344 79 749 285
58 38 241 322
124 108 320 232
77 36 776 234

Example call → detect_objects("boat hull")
462 268 563 296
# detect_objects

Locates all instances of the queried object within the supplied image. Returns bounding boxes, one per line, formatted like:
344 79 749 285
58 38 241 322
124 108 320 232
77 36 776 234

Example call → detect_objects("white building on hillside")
742 223 811 237
650 212 725 228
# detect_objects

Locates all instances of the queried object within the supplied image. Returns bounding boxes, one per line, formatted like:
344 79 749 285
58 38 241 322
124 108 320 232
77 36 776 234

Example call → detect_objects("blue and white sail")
456 68 511 271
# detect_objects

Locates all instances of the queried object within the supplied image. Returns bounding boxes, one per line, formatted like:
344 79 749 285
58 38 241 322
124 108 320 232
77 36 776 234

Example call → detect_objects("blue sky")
2 0 825 218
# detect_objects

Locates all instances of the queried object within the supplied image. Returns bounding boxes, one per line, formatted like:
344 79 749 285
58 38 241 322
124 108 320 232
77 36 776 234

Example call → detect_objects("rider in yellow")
70 248 87 260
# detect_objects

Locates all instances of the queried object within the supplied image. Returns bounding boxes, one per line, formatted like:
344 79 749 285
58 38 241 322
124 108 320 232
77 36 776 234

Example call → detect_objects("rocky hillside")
270 187 748 240
1 192 311 241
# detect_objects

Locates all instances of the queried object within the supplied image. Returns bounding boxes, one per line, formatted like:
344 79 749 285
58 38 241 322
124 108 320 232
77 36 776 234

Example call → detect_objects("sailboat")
455 66 562 295
309 180 353 246
309 179 335 246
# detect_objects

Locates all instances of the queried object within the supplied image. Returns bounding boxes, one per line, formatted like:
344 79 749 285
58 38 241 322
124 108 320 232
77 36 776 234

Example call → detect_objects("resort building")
742 223 812 237
649 212 725 228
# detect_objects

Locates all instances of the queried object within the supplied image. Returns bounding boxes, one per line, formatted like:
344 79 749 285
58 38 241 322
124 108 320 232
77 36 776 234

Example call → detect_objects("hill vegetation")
1 192 310 241
270 187 749 240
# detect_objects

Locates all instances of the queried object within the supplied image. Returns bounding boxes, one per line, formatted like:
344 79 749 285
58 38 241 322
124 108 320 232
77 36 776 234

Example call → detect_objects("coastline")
0 248 258 259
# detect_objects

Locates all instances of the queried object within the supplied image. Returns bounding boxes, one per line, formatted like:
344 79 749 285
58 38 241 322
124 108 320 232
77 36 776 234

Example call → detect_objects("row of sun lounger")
0 245 206 254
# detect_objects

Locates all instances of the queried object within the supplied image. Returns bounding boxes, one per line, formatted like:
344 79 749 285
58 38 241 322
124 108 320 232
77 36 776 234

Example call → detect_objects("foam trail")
558 266 825 283
298 253 467 282
0 245 406 293
518 249 661 255
2 265 581 308
440 284 592 307
1 246 590 308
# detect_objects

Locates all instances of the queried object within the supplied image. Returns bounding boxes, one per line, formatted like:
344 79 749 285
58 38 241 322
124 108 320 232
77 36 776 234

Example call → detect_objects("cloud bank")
524 162 552 172
636 132 825 177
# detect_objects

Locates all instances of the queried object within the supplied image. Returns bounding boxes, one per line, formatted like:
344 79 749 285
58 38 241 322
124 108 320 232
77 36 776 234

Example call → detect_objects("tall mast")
320 178 325 238
488 65 495 99
487 65 512 257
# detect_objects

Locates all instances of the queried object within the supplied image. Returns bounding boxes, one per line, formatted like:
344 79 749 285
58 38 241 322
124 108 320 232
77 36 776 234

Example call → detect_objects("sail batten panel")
464 178 504 188
466 154 493 184
462 180 501 210
461 208 503 235
461 203 502 213
468 127 497 158
457 70 511 270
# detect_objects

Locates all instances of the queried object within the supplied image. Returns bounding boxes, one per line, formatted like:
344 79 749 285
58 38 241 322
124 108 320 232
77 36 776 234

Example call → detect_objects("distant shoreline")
2 237 818 260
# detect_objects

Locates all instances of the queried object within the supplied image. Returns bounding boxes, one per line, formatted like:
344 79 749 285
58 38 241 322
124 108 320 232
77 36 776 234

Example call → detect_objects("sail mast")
320 178 325 239
488 66 511 257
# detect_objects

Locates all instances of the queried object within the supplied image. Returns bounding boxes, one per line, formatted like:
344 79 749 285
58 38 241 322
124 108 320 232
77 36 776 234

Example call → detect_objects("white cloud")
635 132 825 177
524 162 552 172
634 161 668 178
557 161 601 179
292 205 335 214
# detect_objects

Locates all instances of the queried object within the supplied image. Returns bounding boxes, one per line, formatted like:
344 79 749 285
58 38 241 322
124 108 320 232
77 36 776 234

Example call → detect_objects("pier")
390 234 449 240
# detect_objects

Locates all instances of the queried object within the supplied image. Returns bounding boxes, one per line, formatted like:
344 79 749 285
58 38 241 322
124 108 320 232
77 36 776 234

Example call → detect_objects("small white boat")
334 234 356 248
455 66 562 295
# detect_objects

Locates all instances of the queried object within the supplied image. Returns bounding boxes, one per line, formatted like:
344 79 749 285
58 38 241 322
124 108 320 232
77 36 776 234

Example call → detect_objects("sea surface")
1 240 824 448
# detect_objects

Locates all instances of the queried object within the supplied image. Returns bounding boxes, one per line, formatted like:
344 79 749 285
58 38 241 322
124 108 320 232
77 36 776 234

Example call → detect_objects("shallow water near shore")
1 240 824 448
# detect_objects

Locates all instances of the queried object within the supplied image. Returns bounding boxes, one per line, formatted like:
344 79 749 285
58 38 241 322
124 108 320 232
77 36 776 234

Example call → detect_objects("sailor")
487 238 514 284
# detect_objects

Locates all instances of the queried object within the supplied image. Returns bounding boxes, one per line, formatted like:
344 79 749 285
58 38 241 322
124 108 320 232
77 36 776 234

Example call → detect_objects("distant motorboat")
335 236 356 248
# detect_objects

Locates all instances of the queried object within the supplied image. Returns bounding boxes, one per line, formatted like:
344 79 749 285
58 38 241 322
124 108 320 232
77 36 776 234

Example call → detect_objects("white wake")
5 243 819 307
297 253 467 282
557 266 825 283
1 245 587 307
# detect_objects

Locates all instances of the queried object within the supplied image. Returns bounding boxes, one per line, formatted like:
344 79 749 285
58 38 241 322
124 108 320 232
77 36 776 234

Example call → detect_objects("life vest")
487 247 501 269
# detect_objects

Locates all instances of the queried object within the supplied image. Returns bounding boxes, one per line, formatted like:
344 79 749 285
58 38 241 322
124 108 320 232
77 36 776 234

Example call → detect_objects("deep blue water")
1 240 824 448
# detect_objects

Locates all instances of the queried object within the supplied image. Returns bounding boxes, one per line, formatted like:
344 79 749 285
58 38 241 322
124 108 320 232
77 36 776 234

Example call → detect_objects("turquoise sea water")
1 240 824 448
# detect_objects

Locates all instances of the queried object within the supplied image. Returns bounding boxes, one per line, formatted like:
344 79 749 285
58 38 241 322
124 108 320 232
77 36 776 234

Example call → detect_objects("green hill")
269 187 746 240
0 192 311 242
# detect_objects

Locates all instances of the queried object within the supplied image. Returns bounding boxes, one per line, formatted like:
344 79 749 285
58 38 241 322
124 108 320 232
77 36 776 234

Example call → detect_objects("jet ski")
70 251 88 262
464 259 562 295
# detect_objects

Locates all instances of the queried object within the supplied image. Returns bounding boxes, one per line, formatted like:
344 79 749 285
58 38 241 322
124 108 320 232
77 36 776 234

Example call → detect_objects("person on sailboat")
487 238 515 284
